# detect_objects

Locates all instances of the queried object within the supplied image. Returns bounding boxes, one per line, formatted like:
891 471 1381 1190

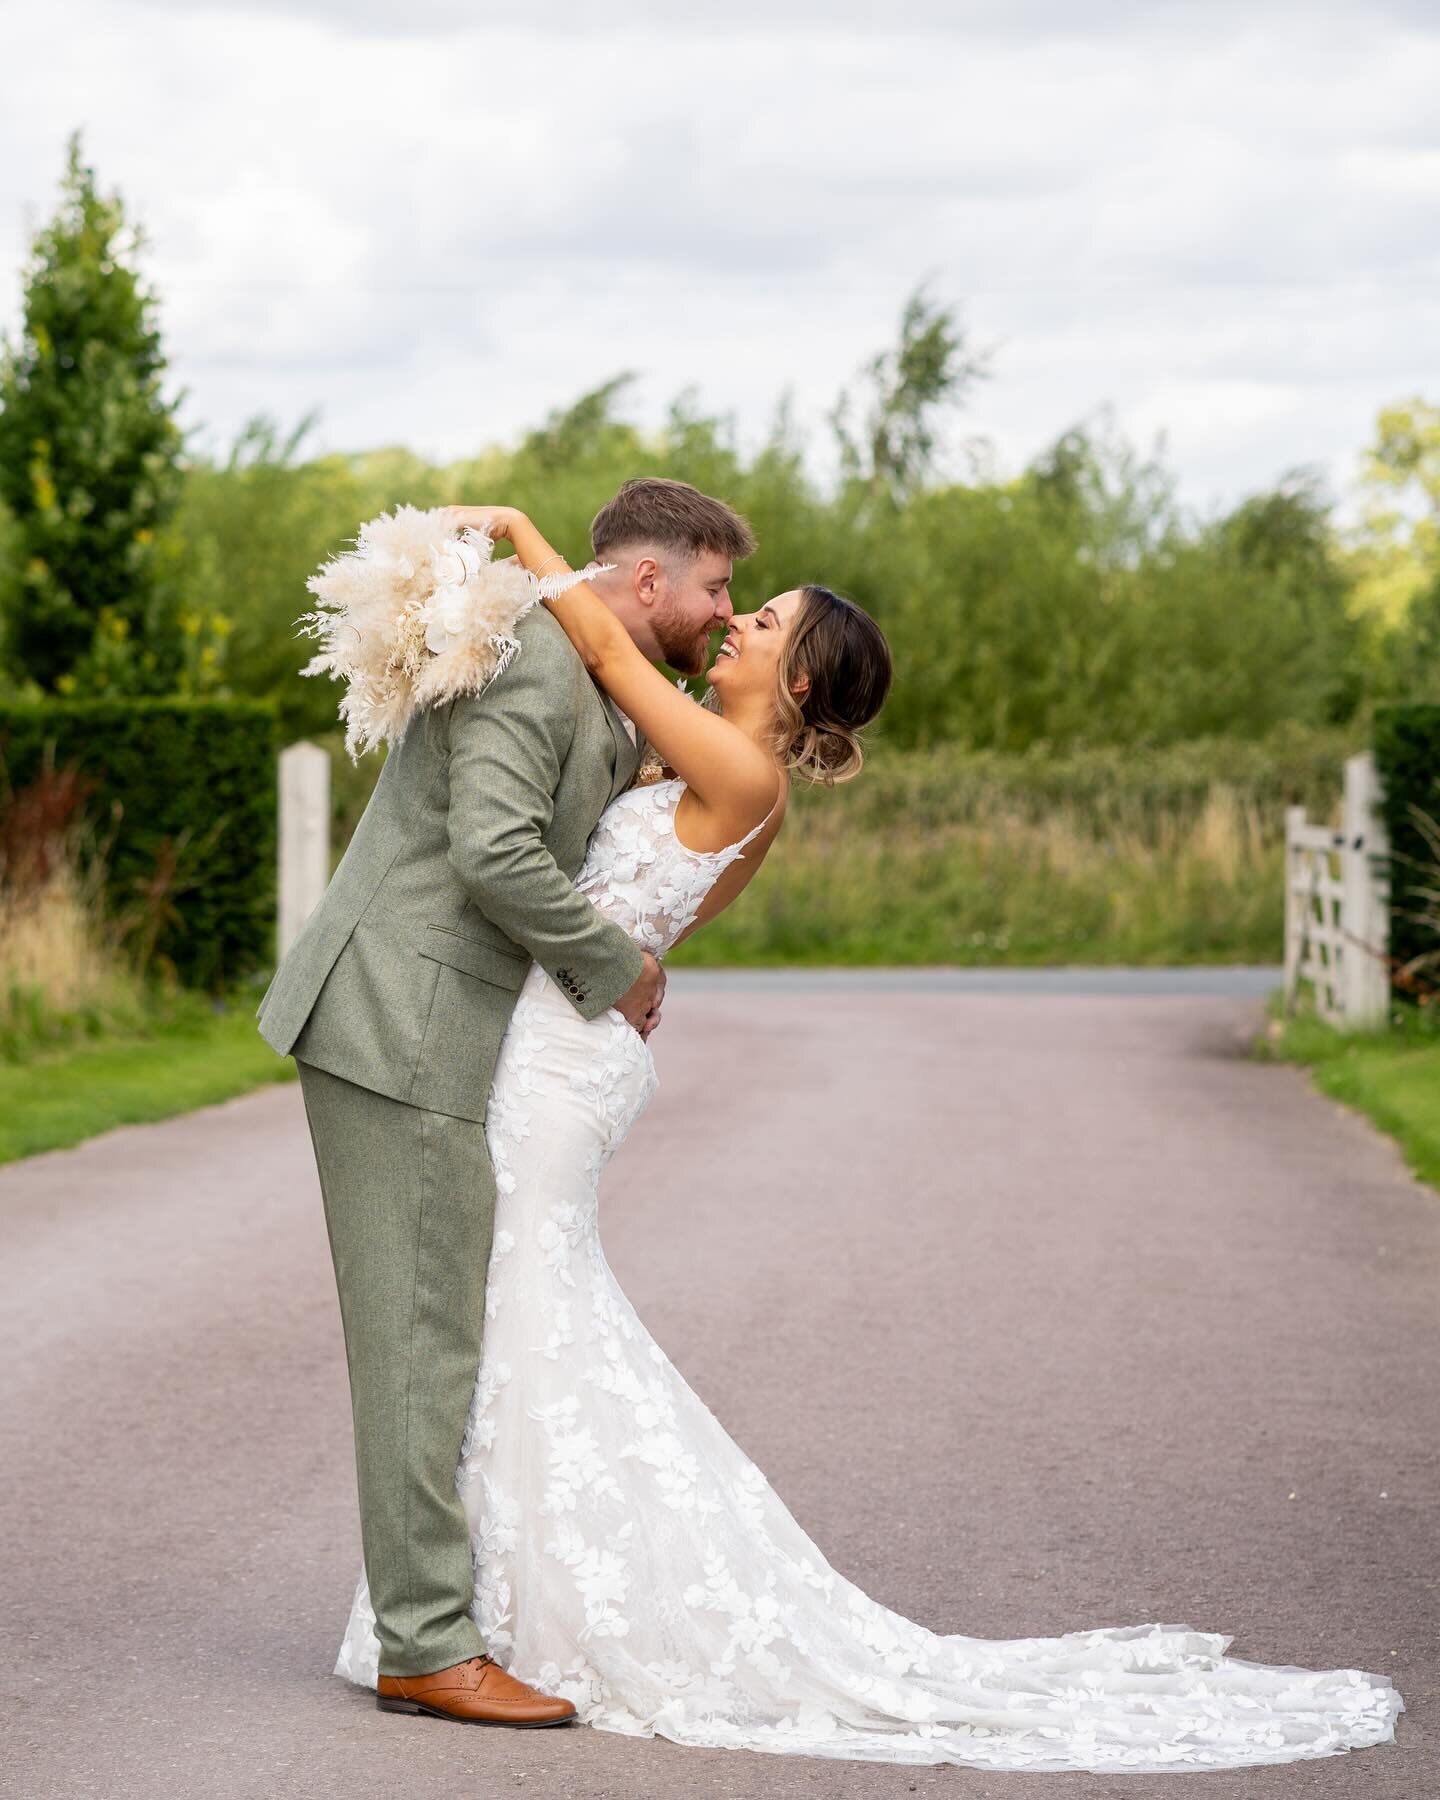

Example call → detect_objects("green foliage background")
2 141 1439 989
144 382 1439 759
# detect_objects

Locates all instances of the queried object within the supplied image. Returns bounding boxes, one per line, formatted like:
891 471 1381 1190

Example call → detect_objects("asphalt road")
3 984 1434 1800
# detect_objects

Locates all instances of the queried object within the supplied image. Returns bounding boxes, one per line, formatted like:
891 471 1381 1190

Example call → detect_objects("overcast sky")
2 0 1436 516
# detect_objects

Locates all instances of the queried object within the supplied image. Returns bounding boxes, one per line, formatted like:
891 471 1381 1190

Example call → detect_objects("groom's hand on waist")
614 952 665 1038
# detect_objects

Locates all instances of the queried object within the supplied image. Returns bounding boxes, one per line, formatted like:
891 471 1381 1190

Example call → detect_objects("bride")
335 505 1403 1773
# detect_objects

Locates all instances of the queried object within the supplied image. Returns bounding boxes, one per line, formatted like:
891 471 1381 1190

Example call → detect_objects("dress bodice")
574 777 768 957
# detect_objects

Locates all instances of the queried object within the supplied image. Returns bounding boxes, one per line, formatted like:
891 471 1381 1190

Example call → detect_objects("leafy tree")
1378 571 1440 703
177 411 453 739
515 374 641 477
0 133 186 694
831 287 989 507
1348 398 1440 629
1028 417 1177 569
1117 475 1359 744
1365 399 1440 526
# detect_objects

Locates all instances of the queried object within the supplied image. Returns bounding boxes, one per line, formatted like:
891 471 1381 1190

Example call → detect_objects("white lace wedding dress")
335 777 1403 1772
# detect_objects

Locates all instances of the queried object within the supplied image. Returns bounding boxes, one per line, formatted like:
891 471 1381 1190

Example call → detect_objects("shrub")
1374 703 1440 996
0 699 276 988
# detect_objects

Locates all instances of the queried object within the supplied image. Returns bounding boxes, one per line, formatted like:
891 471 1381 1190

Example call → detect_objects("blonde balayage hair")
662 585 893 791
771 585 893 785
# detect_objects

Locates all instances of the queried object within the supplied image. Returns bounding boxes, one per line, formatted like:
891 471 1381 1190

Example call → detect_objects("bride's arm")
443 506 778 835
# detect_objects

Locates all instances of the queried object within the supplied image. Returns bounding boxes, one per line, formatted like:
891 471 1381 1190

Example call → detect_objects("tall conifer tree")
0 132 185 693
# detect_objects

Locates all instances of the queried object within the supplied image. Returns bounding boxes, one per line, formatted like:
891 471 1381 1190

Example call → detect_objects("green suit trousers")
298 1058 493 1677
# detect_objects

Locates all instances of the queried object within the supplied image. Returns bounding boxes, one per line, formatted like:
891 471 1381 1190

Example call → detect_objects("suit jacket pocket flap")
416 924 530 991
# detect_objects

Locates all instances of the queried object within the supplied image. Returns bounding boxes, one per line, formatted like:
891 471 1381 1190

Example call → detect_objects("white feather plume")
298 505 612 760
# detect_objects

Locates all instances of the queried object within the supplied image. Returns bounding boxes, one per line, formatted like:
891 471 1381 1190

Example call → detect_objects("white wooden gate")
1283 751 1390 1030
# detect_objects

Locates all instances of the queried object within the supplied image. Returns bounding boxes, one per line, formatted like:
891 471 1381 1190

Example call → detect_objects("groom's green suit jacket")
257 608 646 1122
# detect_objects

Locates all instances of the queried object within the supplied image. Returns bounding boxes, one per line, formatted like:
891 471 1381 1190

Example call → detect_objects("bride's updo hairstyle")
773 585 892 785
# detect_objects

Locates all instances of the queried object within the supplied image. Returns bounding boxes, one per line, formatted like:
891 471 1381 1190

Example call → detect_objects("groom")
259 477 756 1724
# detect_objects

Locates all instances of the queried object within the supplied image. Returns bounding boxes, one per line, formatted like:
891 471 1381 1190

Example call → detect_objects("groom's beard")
652 600 713 678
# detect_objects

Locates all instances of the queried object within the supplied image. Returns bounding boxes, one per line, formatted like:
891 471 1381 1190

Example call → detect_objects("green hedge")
0 699 277 989
1374 704 1440 993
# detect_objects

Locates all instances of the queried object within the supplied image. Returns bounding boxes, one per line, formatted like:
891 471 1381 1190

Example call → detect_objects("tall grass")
0 759 198 1060
315 724 1351 968
669 731 1355 967
671 779 1288 967
0 866 153 1058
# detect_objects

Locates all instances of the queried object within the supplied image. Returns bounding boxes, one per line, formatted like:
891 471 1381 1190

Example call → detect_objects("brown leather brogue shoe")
376 1655 577 1727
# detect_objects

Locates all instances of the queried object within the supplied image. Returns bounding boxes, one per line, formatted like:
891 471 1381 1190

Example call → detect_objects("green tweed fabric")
261 608 644 1674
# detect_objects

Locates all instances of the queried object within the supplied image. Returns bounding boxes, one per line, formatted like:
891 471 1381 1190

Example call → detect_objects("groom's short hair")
591 478 756 565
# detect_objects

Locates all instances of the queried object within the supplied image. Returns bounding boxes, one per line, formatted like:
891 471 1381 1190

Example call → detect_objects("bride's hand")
437 505 526 543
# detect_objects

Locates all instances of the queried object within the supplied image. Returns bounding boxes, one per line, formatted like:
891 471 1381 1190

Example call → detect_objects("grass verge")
0 1005 294 1166
1258 1004 1440 1191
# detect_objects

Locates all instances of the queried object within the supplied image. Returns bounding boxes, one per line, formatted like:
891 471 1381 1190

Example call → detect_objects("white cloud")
0 0 1437 512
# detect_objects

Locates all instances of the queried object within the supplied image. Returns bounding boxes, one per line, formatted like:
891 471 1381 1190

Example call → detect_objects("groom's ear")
633 554 662 609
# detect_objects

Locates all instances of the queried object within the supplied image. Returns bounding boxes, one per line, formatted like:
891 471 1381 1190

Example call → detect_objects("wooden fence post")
279 741 331 960
1283 805 1306 1016
1340 750 1390 1031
